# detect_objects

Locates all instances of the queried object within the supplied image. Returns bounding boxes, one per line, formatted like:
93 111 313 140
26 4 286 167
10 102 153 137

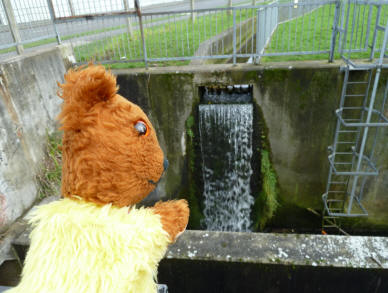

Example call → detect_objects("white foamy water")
199 104 254 232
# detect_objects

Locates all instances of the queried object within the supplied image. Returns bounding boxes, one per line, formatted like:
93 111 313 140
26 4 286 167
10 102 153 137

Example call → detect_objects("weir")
198 86 254 232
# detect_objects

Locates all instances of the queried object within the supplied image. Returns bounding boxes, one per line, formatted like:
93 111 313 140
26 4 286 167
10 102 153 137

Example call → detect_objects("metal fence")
1 0 388 65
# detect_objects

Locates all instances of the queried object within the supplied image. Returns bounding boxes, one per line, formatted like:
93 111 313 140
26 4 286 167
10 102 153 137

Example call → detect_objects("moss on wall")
182 109 204 229
251 102 279 231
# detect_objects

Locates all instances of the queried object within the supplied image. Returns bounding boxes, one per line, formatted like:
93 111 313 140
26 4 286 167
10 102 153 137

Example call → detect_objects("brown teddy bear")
7 65 189 293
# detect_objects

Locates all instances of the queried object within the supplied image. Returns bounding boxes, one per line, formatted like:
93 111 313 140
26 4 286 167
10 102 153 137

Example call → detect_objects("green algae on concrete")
183 111 204 229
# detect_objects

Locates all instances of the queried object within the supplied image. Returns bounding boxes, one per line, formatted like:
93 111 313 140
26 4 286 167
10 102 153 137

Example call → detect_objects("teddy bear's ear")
57 64 118 131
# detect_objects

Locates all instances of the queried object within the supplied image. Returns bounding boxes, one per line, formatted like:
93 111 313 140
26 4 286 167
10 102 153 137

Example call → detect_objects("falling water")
199 104 254 232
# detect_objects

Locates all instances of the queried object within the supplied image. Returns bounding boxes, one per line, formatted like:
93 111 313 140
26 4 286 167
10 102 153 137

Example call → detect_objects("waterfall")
199 104 254 232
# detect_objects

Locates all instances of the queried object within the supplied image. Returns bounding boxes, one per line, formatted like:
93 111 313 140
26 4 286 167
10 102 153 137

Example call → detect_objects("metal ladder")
322 5 388 232
322 67 373 232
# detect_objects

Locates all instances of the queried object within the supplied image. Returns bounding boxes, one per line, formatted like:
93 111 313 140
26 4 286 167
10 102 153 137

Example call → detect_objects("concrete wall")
114 62 388 232
0 45 74 233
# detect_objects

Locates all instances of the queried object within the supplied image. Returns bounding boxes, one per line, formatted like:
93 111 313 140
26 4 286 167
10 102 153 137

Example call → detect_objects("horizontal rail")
52 1 338 23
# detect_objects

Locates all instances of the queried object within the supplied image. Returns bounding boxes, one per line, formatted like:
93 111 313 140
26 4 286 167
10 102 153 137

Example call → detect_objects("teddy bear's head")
57 65 165 207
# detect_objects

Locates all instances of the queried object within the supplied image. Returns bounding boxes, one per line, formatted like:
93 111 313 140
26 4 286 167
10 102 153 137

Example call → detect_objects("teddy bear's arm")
151 200 189 242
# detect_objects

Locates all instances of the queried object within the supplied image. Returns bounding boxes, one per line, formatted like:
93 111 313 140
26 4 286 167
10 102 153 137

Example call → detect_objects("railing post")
228 0 232 15
370 5 381 61
329 0 341 62
255 8 260 64
123 0 133 38
2 0 23 54
135 0 148 68
191 0 195 23
67 0 75 16
46 0 61 44
233 9 236 65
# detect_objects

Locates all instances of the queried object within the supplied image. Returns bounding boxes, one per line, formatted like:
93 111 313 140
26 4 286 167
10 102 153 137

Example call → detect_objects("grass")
36 132 62 200
74 8 256 68
262 3 388 62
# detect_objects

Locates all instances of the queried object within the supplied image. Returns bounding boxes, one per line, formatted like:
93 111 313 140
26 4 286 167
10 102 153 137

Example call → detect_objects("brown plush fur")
58 65 189 240
152 200 190 241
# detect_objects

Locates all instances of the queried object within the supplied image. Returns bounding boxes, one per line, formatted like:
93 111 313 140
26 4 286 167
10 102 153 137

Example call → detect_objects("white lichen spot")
277 248 288 258
187 250 197 258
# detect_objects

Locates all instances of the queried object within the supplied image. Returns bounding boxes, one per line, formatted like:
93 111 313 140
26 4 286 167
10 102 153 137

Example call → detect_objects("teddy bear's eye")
134 120 149 136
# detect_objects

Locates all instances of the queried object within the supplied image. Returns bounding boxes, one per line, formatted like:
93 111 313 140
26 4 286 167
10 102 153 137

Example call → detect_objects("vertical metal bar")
181 15 184 56
216 10 219 54
347 0 357 57
191 0 195 23
233 9 237 65
338 0 347 53
46 0 61 44
198 11 201 51
222 10 224 54
340 0 351 57
203 9 206 42
255 8 260 63
318 1 325 51
364 3 373 50
294 2 298 50
329 0 340 62
209 11 212 55
359 4 366 50
288 3 291 51
164 16 168 57
354 2 361 51
2 0 23 54
307 1 312 52
239 9 242 54
67 0 75 16
264 6 267 54
135 0 148 68
312 1 318 51
158 16 162 57
300 1 305 50
251 7 254 55
359 79 388 201
174 14 178 55
123 0 133 38
186 16 190 55
347 69 381 215
228 0 232 16
370 5 381 61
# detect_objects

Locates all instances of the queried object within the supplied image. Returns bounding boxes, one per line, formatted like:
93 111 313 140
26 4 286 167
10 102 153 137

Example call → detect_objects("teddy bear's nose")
163 159 169 171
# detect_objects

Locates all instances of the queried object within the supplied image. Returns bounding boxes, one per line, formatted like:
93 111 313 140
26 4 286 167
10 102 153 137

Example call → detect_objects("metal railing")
1 0 388 66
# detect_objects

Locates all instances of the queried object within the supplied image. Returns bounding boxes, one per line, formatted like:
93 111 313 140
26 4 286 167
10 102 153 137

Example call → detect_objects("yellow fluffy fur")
7 198 170 293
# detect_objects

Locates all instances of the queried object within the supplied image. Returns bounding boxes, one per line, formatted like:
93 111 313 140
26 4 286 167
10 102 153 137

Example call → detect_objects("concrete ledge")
11 228 388 269
112 60 345 75
166 230 388 269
